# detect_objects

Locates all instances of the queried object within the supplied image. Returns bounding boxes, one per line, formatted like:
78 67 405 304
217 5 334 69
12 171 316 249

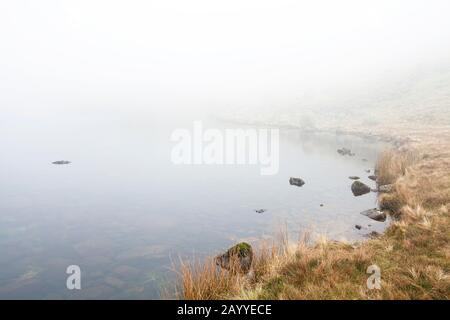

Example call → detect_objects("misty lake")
0 109 388 299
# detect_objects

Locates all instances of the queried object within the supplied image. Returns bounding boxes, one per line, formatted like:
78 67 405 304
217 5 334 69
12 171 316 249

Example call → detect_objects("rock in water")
349 176 360 180
254 209 266 214
52 160 71 165
351 181 371 196
289 177 305 187
368 175 377 181
215 242 253 274
360 208 387 222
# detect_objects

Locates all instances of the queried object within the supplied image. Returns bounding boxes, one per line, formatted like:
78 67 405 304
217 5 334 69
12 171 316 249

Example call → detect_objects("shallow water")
0 109 388 299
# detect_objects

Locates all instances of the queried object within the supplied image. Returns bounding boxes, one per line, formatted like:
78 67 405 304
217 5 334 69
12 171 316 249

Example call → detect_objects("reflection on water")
0 109 388 299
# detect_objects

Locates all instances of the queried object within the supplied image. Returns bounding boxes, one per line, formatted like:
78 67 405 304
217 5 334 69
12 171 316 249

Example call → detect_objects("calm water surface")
0 109 388 299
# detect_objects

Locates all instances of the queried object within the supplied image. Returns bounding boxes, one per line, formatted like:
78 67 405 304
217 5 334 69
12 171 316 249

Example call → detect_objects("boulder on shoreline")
366 231 381 238
368 175 377 181
360 208 387 222
337 148 355 156
215 242 253 274
289 177 305 187
351 181 371 196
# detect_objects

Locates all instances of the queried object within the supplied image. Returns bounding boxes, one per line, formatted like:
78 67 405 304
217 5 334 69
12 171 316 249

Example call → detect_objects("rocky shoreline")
211 117 405 274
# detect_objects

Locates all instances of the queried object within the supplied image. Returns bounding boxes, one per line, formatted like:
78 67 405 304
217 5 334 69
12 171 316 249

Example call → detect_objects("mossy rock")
215 242 253 273
228 242 252 257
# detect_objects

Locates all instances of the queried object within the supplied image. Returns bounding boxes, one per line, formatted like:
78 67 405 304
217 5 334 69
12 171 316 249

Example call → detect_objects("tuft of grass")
175 257 241 300
175 230 292 299
375 148 419 186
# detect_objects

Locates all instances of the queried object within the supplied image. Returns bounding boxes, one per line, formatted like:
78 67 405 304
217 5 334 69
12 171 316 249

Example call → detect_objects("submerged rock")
215 242 253 274
349 176 360 180
52 160 71 165
351 181 371 196
360 208 387 222
368 175 377 181
355 225 362 230
104 276 126 289
289 177 305 187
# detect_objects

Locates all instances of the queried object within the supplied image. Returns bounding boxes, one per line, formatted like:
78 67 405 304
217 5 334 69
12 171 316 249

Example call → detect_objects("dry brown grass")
376 148 419 186
174 135 450 300
175 257 241 300
175 238 291 300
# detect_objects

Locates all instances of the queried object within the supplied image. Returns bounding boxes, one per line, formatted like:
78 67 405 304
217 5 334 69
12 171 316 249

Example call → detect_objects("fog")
2 1 450 299
1 0 450 115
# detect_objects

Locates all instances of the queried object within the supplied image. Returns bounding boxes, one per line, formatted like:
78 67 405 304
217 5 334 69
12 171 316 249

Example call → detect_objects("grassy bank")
176 131 450 299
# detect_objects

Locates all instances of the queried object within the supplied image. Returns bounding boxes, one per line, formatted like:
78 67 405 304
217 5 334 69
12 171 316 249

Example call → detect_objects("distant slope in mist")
221 64 450 133
321 65 450 128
